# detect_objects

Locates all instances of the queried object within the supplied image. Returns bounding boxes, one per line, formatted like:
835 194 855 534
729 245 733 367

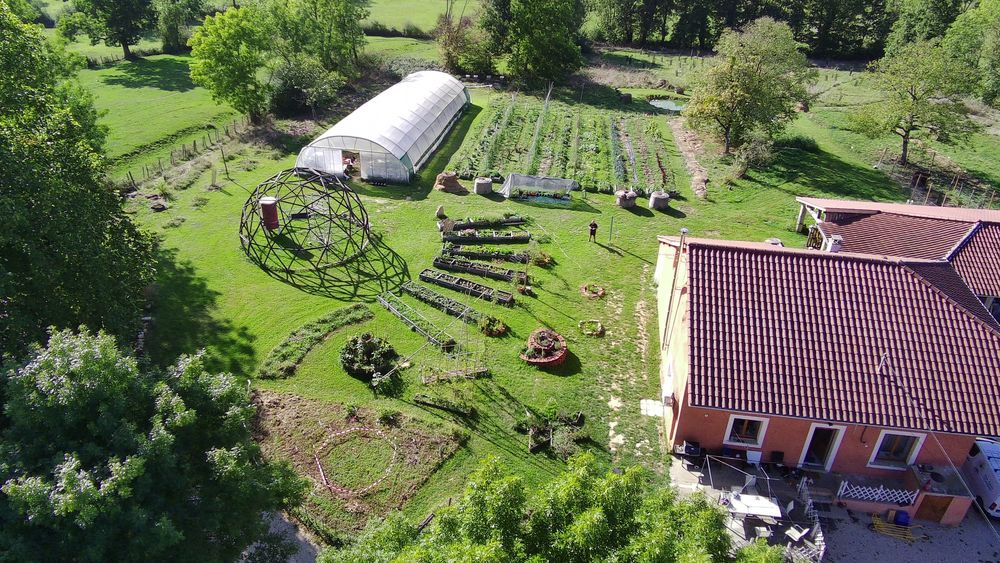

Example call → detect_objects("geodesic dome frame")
239 168 370 273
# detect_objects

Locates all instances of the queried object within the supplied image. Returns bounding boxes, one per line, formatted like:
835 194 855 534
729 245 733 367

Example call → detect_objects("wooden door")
915 495 952 522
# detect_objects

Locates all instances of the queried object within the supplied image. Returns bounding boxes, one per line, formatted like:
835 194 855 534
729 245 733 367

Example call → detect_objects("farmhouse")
655 222 1000 525
296 71 469 183
795 197 1000 321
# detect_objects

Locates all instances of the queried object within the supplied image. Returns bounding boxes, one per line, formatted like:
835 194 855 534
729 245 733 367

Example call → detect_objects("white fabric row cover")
500 174 580 197
296 71 469 182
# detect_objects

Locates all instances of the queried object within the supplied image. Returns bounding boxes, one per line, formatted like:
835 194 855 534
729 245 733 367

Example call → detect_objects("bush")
377 408 401 426
340 333 398 384
775 134 820 153
258 304 373 379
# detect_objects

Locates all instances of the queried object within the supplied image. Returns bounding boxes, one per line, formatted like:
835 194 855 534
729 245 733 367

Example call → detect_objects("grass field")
64 30 998 540
364 0 446 33
74 54 237 176
118 70 921 535
364 36 440 62
39 27 161 61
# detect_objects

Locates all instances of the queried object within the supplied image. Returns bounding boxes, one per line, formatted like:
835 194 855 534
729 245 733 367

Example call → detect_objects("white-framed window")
867 429 926 470
723 415 769 448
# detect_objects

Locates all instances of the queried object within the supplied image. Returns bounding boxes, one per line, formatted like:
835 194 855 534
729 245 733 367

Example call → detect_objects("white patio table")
725 493 782 519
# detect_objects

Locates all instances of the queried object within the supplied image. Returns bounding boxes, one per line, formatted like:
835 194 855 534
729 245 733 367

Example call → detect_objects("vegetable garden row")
450 93 678 194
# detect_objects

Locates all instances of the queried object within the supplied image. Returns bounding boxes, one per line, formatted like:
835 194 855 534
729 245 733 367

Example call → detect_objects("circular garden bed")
520 328 568 367
580 283 606 299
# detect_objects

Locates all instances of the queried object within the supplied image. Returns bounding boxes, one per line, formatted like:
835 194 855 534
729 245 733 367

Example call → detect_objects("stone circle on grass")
315 426 398 498
580 283 606 299
239 167 370 274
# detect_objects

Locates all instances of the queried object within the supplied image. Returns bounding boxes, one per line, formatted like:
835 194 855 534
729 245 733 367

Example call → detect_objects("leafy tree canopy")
507 0 585 83
684 17 816 154
0 329 307 562
319 453 783 563
942 0 1000 106
189 6 273 122
0 3 154 358
850 39 978 165
885 0 963 55
155 0 204 53
58 0 157 60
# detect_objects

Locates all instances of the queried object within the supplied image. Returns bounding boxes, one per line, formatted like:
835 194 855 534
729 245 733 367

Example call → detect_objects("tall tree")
0 329 307 561
684 17 816 154
943 0 1000 106
188 6 273 122
155 0 204 53
479 0 511 55
58 0 156 60
851 39 976 165
885 0 964 54
319 453 784 562
0 3 154 358
507 0 584 82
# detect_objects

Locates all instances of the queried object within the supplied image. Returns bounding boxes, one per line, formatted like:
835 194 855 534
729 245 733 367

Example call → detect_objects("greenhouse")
500 174 579 198
296 71 469 184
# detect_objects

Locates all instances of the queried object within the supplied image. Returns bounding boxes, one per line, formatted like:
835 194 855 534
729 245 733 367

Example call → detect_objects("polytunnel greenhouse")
296 71 469 184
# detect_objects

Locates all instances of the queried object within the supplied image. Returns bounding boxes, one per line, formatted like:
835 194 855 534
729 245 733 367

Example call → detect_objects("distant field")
364 36 440 62
40 27 161 61
75 55 236 174
364 0 447 33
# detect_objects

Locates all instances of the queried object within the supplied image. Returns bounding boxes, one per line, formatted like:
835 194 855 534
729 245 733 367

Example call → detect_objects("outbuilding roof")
797 196 1000 223
815 213 977 260
659 236 1000 436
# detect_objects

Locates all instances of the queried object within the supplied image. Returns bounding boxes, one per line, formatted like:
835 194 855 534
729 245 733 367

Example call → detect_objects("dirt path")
668 118 708 198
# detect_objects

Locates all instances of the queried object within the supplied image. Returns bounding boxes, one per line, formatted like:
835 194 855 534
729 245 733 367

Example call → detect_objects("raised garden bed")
580 283 606 299
413 393 476 417
442 229 531 245
377 292 460 353
452 215 526 230
419 268 514 307
433 256 527 284
442 243 530 264
579 319 605 337
520 328 568 368
400 282 508 336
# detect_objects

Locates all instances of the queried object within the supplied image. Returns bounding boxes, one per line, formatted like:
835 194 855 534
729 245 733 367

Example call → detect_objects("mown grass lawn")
75 54 237 176
123 72 925 533
364 0 446 33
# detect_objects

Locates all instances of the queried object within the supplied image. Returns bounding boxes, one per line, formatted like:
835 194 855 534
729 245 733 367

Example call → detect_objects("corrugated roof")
816 213 978 260
797 196 1000 223
671 237 1000 435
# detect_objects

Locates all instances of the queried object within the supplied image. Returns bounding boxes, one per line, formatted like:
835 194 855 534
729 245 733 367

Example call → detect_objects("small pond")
649 98 687 112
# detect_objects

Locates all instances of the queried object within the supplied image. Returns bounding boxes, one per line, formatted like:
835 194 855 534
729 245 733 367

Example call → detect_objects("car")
961 439 1000 517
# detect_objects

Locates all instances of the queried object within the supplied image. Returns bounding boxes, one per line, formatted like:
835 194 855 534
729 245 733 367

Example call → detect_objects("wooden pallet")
869 514 929 543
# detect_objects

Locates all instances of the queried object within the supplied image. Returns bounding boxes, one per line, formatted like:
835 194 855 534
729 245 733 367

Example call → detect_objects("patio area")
670 453 1000 562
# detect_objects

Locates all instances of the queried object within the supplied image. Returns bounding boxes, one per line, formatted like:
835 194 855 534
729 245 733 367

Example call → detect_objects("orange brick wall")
670 393 975 478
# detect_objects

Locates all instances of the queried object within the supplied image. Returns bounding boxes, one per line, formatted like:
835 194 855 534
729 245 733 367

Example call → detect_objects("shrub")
340 333 399 384
775 134 820 153
377 408 401 426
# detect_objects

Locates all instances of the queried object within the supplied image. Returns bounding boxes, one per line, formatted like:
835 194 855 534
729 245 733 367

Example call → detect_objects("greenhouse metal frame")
500 174 580 198
296 71 469 184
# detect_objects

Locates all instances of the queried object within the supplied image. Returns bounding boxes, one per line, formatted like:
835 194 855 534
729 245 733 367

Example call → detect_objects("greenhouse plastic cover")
297 71 468 175
500 174 580 197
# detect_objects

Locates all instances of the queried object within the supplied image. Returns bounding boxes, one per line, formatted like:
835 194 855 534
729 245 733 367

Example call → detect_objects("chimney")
823 234 844 253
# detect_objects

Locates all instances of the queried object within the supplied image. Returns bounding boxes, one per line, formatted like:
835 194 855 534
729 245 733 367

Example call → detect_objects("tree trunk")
900 131 911 166
122 41 134 61
723 131 732 155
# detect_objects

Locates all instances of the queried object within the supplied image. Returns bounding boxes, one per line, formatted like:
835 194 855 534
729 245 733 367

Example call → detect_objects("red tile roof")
817 213 977 260
669 237 1000 436
951 223 1000 298
797 196 1000 223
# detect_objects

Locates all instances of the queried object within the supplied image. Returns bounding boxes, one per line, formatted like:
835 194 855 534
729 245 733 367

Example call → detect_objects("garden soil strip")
668 118 708 198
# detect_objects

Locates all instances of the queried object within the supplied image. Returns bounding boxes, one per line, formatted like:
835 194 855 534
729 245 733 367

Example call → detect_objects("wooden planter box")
433 256 527 283
401 281 483 324
419 268 514 306
452 217 526 230
442 229 531 245
443 244 530 264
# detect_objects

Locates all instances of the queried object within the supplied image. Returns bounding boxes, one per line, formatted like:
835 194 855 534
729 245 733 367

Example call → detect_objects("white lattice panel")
836 480 918 506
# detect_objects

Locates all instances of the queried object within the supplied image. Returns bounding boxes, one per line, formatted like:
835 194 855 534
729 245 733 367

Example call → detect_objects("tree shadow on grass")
252 233 410 301
746 147 907 202
146 247 257 375
101 56 196 92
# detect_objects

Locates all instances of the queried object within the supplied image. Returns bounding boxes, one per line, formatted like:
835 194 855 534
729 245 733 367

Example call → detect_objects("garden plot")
449 93 675 193
255 390 462 537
